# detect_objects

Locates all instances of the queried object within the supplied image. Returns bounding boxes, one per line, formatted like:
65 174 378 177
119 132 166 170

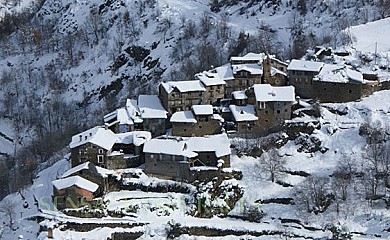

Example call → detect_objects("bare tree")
256 148 286 182
0 199 17 231
294 175 333 214
377 0 390 18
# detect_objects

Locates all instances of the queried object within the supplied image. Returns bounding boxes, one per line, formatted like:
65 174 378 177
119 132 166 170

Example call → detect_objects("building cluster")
52 51 390 209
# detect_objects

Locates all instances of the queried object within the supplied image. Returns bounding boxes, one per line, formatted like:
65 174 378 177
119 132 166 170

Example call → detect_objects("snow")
196 71 226 86
253 84 295 102
346 68 364 83
69 126 118 150
138 95 168 119
143 138 198 158
103 108 134 125
229 105 258 122
191 105 213 115
287 59 324 72
271 67 287 77
52 176 99 192
161 80 206 93
232 90 247 100
126 99 143 124
185 133 231 158
348 17 390 54
170 111 197 123
115 131 152 146
61 162 91 178
316 64 364 83
232 64 262 75
230 53 266 63
215 64 234 81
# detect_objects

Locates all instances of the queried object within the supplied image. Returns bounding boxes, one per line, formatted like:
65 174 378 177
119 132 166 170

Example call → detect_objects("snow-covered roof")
215 64 234 80
138 95 167 119
287 59 324 72
115 131 152 146
143 139 198 158
160 80 206 93
62 162 92 178
52 176 99 192
230 53 266 63
170 111 197 123
95 166 114 178
232 64 262 75
103 108 133 126
185 133 231 157
191 105 213 115
229 105 258 122
69 126 118 150
253 84 295 102
196 71 226 86
315 64 364 83
126 99 143 123
271 67 287 77
232 90 248 100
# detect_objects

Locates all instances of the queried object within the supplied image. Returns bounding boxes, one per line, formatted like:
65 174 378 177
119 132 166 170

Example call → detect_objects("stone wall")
313 81 362 103
144 153 191 181
203 85 225 105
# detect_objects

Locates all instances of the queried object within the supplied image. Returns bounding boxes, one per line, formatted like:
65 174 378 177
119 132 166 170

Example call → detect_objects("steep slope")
0 0 389 209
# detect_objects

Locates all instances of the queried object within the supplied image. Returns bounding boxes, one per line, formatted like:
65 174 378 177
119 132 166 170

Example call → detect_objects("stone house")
104 96 167 137
61 162 106 192
104 108 134 133
159 80 206 114
138 95 168 137
70 127 118 168
69 126 151 169
229 63 262 94
231 90 248 106
247 84 295 135
228 104 258 134
226 53 265 97
143 134 231 182
108 131 152 169
287 59 324 98
262 55 288 86
195 70 226 105
170 105 222 137
186 133 231 168
288 60 376 103
52 176 100 210
143 138 198 181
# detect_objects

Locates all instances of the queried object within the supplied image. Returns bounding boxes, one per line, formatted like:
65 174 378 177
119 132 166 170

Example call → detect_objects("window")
150 154 154 159
98 149 104 154
285 109 288 112
259 102 266 109
199 126 202 128
348 89 352 93
277 110 281 114
171 93 175 97
97 155 104 163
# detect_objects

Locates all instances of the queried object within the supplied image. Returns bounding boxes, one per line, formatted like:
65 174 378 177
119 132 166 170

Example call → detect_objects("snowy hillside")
0 0 390 238
348 17 390 54
2 90 390 239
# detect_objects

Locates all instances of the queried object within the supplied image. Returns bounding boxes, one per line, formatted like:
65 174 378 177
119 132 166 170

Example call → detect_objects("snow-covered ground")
1 90 390 239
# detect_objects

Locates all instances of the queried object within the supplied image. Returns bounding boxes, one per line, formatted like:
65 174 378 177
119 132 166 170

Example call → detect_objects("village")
51 49 390 211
